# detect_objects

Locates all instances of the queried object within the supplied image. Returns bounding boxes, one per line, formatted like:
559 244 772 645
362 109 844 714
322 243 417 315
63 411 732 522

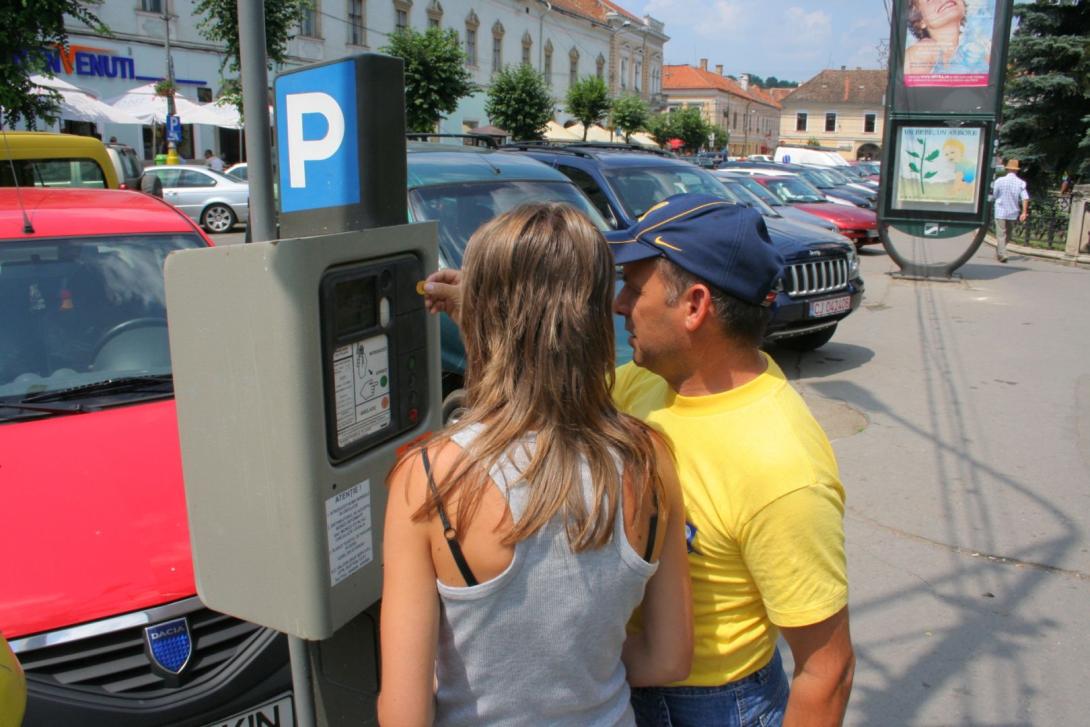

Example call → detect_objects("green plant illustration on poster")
907 136 940 195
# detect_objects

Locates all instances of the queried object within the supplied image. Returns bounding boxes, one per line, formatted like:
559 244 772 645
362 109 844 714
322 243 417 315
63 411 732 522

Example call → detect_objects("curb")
984 235 1090 268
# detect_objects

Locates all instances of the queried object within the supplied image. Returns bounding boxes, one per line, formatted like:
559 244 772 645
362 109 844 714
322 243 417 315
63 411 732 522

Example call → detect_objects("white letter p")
285 92 345 189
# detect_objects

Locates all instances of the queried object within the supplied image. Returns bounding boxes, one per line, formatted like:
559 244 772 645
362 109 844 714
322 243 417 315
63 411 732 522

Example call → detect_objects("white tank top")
433 425 659 726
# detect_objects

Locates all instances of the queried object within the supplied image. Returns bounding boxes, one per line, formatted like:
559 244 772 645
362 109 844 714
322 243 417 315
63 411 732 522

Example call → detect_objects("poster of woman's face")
903 0 995 87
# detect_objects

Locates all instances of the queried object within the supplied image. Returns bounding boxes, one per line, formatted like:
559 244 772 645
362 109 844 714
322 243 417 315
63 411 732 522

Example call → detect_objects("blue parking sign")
166 115 182 143
275 60 361 213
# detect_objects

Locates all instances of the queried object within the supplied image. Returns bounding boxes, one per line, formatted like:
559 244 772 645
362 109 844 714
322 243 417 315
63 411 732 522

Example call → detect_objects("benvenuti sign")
40 44 207 86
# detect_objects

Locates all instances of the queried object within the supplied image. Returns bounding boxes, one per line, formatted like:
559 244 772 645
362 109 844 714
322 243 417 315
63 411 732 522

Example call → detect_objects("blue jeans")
631 648 789 727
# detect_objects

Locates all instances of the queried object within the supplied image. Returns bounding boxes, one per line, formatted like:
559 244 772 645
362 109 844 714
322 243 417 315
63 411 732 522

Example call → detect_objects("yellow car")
0 131 119 189
0 634 26 727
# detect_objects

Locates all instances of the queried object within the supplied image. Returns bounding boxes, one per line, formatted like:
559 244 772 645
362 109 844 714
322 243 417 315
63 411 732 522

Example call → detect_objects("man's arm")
779 607 855 727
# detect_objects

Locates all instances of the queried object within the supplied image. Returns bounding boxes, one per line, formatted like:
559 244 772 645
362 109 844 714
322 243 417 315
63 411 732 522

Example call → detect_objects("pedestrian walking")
380 203 692 726
993 159 1029 263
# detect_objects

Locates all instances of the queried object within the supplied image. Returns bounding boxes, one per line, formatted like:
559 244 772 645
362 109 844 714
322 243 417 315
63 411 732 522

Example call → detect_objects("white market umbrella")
105 82 207 125
565 123 616 143
545 120 581 141
187 101 243 129
30 74 142 125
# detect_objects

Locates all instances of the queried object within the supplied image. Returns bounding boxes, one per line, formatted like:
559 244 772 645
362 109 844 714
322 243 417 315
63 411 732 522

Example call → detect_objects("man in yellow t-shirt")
610 194 854 727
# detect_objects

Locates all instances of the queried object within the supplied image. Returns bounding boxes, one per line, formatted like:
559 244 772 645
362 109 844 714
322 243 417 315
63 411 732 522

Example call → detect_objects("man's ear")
682 283 714 333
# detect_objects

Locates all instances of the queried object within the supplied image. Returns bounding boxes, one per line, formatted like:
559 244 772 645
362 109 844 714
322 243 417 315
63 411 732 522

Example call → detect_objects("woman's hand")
423 269 463 327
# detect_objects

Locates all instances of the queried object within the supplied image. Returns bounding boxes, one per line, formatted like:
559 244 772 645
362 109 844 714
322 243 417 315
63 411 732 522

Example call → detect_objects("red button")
408 408 419 423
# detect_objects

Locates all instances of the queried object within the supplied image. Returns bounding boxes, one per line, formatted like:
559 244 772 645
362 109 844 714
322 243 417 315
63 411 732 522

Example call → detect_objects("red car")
0 189 292 726
752 174 880 248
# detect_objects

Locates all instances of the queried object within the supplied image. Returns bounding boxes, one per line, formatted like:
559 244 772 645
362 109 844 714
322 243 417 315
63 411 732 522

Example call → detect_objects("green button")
380 375 388 387
407 355 416 370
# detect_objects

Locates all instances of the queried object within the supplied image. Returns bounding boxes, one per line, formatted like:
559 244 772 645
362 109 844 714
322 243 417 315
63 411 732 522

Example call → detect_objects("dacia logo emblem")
144 617 192 676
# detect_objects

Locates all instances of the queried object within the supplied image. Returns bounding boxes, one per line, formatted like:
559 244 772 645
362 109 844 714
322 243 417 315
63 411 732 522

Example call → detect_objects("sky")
631 0 894 84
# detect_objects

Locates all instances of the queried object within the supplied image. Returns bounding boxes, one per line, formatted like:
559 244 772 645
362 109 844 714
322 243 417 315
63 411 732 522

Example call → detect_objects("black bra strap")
643 489 659 563
422 448 478 587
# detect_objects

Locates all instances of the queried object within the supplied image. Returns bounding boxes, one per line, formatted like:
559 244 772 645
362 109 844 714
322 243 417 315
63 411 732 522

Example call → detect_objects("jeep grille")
786 257 849 297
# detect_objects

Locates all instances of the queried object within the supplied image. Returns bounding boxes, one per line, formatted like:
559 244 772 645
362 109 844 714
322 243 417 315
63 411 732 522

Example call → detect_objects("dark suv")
501 142 864 351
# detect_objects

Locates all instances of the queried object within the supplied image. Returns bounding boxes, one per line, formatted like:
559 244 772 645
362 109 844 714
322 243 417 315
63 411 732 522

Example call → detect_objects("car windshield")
799 169 838 189
764 177 827 203
723 182 778 217
730 175 787 207
227 165 248 181
0 233 205 404
856 162 880 175
409 180 610 266
603 165 731 220
821 167 855 185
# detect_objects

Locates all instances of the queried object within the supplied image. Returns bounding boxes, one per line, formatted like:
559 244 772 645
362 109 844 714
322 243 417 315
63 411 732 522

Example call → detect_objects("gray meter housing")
165 224 439 640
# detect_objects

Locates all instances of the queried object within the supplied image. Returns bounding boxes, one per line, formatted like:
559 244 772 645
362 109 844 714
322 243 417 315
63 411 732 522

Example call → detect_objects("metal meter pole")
162 9 178 164
237 0 278 244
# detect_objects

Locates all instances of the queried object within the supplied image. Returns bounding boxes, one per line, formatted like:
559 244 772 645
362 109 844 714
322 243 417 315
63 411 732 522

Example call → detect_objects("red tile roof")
783 69 887 105
550 0 641 25
663 65 782 109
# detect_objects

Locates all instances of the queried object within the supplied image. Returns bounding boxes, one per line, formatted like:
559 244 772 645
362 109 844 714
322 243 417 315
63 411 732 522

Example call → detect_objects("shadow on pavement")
957 262 1026 281
768 342 875 380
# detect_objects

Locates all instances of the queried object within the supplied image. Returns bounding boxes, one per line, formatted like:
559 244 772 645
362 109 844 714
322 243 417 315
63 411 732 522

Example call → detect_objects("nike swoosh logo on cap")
653 235 682 251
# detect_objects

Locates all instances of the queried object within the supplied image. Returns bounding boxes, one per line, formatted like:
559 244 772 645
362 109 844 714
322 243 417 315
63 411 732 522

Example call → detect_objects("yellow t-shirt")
614 354 847 686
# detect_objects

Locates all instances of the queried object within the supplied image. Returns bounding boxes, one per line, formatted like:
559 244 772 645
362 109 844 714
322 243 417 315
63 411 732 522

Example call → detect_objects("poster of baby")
894 126 983 212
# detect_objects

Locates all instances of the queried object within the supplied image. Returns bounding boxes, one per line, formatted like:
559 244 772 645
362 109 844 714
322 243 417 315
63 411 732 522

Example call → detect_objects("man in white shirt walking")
992 159 1029 263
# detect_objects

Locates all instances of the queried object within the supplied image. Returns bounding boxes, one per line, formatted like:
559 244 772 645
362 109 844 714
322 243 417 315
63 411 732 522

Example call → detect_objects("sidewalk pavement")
769 244 1090 726
983 234 1090 268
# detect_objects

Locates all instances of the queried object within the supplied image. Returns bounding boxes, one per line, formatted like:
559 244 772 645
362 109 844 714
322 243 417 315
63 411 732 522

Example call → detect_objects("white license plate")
203 693 294 727
866 228 879 238
810 296 851 318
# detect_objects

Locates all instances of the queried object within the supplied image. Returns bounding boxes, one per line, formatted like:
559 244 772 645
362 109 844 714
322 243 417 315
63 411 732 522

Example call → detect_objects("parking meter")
165 54 437 726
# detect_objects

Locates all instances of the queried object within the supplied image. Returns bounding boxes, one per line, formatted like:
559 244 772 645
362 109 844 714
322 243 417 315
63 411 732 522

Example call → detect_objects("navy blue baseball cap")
609 193 784 306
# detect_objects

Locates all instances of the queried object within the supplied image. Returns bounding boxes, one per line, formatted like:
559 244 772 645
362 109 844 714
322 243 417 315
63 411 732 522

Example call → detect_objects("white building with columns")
50 0 666 160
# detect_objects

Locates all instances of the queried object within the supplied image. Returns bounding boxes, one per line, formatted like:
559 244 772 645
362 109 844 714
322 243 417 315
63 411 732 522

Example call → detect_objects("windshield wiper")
0 400 88 415
20 374 173 404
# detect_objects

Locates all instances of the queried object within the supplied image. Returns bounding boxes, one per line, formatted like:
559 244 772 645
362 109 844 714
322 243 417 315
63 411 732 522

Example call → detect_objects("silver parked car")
143 165 249 233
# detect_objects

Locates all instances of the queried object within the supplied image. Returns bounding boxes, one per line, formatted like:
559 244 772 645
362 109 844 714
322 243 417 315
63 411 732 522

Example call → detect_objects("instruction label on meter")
332 334 391 448
325 480 374 587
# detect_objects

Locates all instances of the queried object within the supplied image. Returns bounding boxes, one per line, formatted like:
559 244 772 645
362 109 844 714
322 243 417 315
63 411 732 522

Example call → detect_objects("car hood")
764 216 851 256
0 400 194 639
792 202 877 227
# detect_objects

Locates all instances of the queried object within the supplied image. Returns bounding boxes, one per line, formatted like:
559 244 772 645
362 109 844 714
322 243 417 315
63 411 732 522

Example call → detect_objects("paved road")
769 245 1090 726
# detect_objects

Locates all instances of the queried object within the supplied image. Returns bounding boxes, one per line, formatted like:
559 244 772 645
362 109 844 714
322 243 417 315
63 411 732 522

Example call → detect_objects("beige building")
778 68 887 161
662 60 781 156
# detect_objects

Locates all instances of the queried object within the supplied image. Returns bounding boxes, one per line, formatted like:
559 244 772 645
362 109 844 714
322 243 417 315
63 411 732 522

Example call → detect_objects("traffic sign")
166 114 182 143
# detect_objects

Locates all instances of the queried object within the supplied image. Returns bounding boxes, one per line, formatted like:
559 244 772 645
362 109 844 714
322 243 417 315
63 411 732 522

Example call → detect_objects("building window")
569 48 579 88
733 112 738 129
596 54 605 80
634 60 642 92
864 112 877 133
825 112 836 132
522 32 532 67
348 0 366 45
299 3 319 37
796 112 807 131
464 11 479 66
394 0 411 31
620 58 627 90
426 0 442 28
491 21 504 74
139 0 163 12
543 40 553 85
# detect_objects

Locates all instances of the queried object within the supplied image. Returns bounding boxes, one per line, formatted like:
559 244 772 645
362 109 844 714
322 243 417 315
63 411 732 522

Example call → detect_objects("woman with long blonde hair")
378 203 691 726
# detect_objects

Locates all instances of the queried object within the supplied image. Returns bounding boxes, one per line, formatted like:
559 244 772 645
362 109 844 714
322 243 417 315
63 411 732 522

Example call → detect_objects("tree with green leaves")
194 0 311 113
671 107 714 153
1 0 106 128
485 64 554 141
998 0 1090 190
610 94 649 143
646 112 676 148
565 76 610 140
382 27 475 133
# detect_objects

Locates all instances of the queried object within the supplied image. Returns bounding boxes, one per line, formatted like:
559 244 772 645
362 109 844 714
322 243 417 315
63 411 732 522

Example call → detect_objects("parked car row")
1 135 870 725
